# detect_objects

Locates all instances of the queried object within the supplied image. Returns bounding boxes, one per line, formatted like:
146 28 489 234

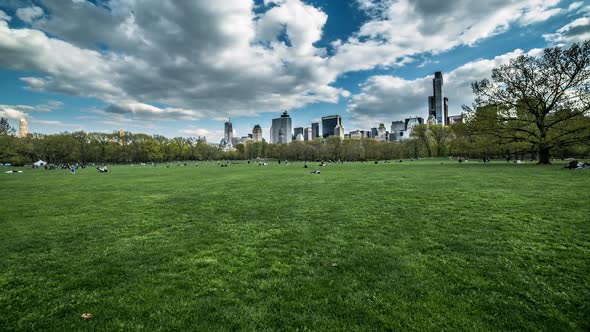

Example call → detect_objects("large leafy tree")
0 117 15 136
410 124 432 157
428 124 452 157
470 41 590 164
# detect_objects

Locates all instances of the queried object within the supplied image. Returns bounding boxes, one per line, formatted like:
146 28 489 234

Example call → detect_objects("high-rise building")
321 115 342 138
334 124 345 139
349 130 362 139
304 127 312 141
448 114 465 125
18 118 28 138
390 121 405 141
376 123 387 141
444 97 449 125
428 96 435 123
427 114 436 126
371 127 378 139
428 71 447 125
270 111 292 144
293 127 304 140
404 116 424 138
311 122 320 139
391 121 405 133
252 124 263 142
224 119 233 148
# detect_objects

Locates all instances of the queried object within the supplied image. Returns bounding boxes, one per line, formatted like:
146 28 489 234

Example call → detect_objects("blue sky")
0 0 589 142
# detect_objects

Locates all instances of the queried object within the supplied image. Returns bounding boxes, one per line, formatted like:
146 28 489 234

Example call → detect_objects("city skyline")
0 1 588 142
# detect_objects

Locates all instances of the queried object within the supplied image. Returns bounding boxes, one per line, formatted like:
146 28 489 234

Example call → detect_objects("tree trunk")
538 146 551 164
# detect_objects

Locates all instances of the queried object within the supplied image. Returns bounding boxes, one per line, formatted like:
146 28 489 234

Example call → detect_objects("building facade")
270 111 292 144
349 130 361 139
293 127 304 140
18 118 28 138
390 121 405 141
224 119 233 149
403 116 424 139
371 127 378 139
304 127 312 141
376 123 387 141
334 124 345 139
252 124 263 142
428 71 447 125
321 115 342 138
448 114 465 125
311 122 320 139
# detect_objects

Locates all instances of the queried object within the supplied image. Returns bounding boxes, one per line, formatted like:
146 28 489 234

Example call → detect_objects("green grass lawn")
1 160 589 331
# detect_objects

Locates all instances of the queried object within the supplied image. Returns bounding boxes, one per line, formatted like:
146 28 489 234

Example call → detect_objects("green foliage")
1 125 588 165
0 117 15 136
469 41 590 163
0 162 588 330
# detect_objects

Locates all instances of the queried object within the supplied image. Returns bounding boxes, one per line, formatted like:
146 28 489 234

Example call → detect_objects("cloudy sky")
0 0 589 142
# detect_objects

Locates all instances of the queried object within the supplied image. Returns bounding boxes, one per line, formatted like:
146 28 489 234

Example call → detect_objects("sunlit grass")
1 160 588 331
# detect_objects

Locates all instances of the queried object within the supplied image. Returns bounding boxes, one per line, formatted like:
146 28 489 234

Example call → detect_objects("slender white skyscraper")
304 127 312 141
334 124 345 139
18 118 28 138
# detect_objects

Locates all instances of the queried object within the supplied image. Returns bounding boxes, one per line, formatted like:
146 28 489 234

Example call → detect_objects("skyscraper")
376 123 387 141
224 119 233 148
270 111 292 144
390 121 405 141
444 97 449 125
311 122 320 139
293 127 304 140
404 116 424 138
334 124 345 139
371 127 378 139
304 127 312 141
321 115 342 138
18 118 28 138
428 71 447 125
252 124 263 142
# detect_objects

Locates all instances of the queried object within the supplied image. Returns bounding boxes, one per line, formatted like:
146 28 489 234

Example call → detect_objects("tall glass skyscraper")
270 111 292 144
429 71 447 125
321 115 342 138
224 119 233 147
311 122 320 139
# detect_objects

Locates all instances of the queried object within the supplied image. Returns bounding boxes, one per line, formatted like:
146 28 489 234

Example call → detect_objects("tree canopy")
469 41 590 164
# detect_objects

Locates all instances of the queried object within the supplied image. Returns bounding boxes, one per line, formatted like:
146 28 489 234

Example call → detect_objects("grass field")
1 160 589 331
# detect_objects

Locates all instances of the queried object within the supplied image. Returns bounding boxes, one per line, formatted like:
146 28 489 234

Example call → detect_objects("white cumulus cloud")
346 49 541 126
15 5 44 23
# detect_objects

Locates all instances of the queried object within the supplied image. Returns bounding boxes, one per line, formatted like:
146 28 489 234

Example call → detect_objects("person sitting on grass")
565 159 578 169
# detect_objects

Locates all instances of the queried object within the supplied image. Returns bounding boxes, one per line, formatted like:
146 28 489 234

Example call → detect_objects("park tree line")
1 42 589 165
1 122 588 166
